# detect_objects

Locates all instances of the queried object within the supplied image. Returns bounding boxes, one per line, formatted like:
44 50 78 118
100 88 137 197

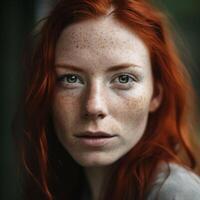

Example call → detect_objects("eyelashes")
56 73 137 89
56 74 83 84
113 74 135 84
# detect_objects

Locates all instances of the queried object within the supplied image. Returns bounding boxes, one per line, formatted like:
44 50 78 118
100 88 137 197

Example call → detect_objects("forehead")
55 15 151 71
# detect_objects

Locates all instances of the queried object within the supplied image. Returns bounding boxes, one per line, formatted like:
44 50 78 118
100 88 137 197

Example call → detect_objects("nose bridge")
84 79 107 117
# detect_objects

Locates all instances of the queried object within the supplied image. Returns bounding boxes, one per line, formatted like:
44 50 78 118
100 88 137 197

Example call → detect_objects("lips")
74 131 117 147
75 131 116 138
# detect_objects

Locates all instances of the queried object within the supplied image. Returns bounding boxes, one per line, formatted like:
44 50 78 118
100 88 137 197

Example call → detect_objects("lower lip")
75 136 116 147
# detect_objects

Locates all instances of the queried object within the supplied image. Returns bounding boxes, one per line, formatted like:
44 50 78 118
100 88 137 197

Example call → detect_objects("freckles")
124 95 150 116
60 29 90 50
54 92 76 111
75 29 117 51
118 96 150 132
53 94 79 126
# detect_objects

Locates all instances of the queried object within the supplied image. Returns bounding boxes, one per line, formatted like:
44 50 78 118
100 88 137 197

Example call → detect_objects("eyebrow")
55 63 140 73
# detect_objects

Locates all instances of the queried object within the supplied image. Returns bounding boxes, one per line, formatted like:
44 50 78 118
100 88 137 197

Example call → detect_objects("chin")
72 152 117 167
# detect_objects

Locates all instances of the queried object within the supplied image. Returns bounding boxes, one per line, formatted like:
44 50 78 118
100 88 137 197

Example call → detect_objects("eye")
111 73 137 89
113 73 136 84
118 74 134 83
56 74 83 86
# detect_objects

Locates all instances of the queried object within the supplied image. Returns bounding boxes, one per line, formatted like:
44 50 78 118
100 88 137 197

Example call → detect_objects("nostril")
84 112 105 119
98 113 105 118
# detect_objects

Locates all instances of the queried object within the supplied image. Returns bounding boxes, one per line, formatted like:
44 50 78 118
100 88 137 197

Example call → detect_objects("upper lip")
75 131 117 138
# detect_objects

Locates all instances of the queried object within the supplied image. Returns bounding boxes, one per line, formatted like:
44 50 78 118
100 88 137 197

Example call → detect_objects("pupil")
68 75 77 83
119 75 128 83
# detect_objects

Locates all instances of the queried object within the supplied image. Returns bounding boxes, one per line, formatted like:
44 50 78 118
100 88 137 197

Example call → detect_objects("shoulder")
146 162 200 200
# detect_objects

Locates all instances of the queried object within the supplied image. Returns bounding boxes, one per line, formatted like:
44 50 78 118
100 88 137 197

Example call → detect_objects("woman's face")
52 15 161 167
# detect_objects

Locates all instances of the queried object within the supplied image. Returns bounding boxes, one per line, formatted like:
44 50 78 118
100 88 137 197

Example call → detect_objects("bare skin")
52 15 162 200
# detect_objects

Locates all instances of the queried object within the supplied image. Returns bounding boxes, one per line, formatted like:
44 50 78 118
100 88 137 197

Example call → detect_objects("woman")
15 0 200 199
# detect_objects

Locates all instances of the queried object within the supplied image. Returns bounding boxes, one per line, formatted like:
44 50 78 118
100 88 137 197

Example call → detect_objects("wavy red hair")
14 0 199 199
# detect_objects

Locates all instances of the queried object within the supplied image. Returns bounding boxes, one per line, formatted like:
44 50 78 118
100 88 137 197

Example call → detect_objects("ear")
149 82 163 113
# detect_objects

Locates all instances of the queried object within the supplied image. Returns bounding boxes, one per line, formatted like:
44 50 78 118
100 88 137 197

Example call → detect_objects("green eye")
111 73 137 90
117 74 134 83
57 74 83 84
114 74 135 84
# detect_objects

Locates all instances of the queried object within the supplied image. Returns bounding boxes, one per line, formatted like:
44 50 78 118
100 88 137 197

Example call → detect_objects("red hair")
14 0 199 199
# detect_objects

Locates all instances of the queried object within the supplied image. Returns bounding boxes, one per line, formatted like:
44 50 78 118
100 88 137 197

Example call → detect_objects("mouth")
75 131 117 138
74 131 117 147
76 135 115 139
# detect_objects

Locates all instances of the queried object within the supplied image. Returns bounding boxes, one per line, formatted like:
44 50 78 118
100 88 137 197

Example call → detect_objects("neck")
84 165 114 200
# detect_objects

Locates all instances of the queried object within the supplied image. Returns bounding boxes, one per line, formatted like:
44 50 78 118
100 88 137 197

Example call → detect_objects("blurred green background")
1 1 199 200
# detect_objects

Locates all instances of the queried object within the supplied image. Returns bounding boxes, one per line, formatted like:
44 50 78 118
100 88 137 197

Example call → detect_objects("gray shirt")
147 163 200 200
81 163 200 200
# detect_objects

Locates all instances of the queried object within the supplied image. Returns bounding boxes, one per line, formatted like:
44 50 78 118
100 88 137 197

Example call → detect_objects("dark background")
1 1 199 199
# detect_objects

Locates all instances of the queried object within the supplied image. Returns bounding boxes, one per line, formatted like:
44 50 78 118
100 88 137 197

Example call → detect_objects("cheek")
115 94 151 130
52 93 79 133
128 96 150 120
118 95 151 148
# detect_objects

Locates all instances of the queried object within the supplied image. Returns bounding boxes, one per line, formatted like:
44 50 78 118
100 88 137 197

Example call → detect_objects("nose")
83 81 108 120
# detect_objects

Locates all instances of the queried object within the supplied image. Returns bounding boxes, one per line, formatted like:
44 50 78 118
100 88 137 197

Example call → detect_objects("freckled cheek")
52 93 80 132
116 95 151 127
